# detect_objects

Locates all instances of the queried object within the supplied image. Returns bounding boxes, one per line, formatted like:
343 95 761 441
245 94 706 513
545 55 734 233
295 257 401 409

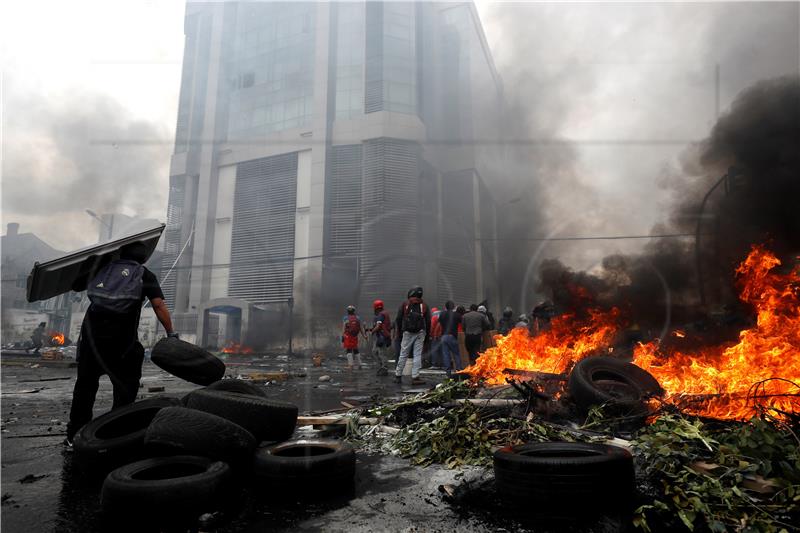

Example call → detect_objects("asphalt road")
0 352 519 532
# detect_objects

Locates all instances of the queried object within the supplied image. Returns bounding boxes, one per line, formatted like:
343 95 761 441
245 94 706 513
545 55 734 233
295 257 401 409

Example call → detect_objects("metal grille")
161 175 186 307
229 153 298 304
359 138 420 307
327 145 363 256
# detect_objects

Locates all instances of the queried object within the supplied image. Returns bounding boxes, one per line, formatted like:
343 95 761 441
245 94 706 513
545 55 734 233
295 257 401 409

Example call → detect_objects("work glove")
167 332 180 340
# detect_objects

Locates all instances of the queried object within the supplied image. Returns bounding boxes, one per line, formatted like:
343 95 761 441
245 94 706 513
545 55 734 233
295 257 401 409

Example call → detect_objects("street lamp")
695 166 740 307
86 209 113 240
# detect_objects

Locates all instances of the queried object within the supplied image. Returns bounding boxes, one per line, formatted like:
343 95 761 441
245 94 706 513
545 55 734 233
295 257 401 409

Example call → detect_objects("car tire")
568 356 662 414
100 455 231 530
144 406 256 466
493 442 633 512
150 338 225 386
252 439 356 497
73 397 181 467
205 378 267 398
183 389 297 442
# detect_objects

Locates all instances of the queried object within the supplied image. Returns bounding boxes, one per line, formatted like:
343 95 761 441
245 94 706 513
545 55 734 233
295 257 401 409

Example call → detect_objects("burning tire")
493 442 633 512
73 397 181 467
144 406 256 466
150 338 225 386
252 439 356 497
100 455 231 530
183 389 298 443
205 378 267 398
568 356 662 414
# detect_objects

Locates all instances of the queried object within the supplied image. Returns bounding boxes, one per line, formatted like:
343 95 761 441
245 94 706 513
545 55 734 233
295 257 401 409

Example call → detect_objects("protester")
28 322 46 355
438 300 462 377
462 304 489 364
479 300 496 330
498 307 514 335
394 286 431 385
367 300 391 376
342 305 365 370
428 307 443 369
65 242 176 447
515 313 530 329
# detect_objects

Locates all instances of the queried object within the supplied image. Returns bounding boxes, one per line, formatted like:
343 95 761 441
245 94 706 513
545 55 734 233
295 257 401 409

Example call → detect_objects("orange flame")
221 342 253 354
465 307 623 385
634 245 800 420
50 332 65 346
465 244 799 420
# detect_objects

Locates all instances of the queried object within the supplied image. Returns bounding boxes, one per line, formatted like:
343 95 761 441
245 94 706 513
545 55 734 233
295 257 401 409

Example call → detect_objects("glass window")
228 2 316 139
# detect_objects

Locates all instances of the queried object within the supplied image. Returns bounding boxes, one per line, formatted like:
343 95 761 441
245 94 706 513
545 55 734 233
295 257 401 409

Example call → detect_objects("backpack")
87 260 145 313
403 299 426 333
344 315 361 336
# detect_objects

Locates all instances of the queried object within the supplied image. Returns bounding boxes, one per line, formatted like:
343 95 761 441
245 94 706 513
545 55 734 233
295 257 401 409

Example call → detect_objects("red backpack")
344 315 361 336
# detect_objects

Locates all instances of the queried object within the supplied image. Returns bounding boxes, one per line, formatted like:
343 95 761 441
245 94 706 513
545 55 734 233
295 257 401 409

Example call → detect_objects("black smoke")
534 76 800 328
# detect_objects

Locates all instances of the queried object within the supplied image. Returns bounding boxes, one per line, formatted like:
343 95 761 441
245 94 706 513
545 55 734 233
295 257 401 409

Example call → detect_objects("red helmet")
373 299 384 310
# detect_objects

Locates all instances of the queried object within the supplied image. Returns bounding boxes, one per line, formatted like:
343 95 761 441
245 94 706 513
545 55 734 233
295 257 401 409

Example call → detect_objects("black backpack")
403 300 426 333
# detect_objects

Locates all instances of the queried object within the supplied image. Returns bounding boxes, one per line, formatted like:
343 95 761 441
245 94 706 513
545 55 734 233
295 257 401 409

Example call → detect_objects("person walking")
28 322 46 355
462 304 489 364
341 305 365 370
367 300 391 376
65 242 176 447
393 286 430 385
438 301 462 378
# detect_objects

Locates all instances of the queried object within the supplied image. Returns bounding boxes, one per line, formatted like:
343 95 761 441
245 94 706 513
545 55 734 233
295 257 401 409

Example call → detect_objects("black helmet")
502 306 513 317
346 305 356 314
408 286 423 298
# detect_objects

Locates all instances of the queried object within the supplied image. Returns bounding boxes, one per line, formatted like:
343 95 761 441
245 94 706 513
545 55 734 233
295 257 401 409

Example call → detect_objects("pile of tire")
72 375 356 531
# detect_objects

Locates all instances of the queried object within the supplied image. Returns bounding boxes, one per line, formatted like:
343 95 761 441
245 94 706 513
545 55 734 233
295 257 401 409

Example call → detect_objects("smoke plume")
2 88 171 248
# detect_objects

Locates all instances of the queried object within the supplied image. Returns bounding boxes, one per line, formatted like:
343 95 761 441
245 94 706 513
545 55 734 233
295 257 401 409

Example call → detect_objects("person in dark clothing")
65 242 176 446
28 322 46 354
462 304 489 364
497 307 514 335
438 300 462 377
479 300 496 330
394 286 431 385
367 300 392 376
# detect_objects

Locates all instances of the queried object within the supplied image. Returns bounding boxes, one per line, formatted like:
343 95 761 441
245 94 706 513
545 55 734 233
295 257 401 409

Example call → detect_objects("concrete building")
165 1 505 351
1 223 72 342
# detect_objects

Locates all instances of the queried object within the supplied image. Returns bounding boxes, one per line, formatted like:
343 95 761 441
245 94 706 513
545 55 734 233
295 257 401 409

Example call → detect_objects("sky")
1 0 798 260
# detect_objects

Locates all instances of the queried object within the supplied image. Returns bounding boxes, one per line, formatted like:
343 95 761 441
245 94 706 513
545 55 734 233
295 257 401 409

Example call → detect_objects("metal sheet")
26 224 165 303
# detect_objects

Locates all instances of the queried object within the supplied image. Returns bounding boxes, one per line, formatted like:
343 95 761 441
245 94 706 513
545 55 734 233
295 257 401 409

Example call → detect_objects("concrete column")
473 171 483 300
188 3 229 310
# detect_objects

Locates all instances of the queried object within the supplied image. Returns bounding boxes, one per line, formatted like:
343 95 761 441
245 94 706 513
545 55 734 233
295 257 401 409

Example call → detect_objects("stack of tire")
492 356 663 520
71 338 356 531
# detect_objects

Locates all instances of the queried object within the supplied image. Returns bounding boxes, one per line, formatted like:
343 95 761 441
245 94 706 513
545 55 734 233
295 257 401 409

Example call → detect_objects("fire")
465 244 798 421
465 307 623 385
50 332 65 346
634 245 800 420
221 342 253 354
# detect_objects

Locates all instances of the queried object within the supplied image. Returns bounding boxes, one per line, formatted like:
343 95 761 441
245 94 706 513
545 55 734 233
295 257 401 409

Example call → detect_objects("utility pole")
287 297 294 356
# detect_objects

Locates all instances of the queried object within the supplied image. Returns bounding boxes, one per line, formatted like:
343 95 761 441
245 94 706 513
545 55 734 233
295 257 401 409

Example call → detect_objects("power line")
1 233 703 282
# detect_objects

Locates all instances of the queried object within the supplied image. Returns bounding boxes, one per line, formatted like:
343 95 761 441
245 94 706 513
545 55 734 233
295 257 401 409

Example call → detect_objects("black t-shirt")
439 310 461 337
83 267 163 342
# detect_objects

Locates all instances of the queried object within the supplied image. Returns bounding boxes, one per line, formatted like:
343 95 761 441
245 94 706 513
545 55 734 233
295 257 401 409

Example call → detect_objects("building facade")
166 1 505 350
